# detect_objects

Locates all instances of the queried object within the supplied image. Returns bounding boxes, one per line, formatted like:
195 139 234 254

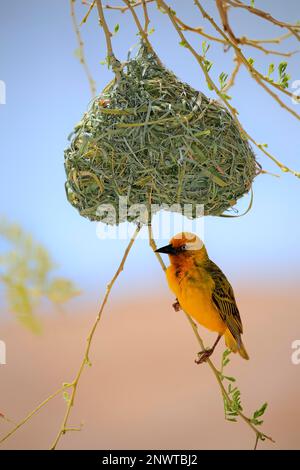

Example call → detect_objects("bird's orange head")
155 232 207 261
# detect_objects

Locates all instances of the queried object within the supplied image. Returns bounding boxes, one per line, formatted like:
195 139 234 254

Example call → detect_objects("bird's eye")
180 244 186 252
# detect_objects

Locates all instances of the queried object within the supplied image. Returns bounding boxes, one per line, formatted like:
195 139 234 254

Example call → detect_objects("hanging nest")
64 44 260 224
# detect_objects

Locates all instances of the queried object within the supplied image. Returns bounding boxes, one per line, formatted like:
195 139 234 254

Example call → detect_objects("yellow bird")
156 232 249 363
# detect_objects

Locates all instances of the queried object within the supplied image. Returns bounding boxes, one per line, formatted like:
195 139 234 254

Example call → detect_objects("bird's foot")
172 300 181 312
195 348 214 364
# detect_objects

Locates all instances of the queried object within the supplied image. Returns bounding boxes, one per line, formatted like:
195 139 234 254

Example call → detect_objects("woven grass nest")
65 44 259 224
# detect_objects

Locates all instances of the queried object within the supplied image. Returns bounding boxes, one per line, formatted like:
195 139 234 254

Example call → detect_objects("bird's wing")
205 259 243 344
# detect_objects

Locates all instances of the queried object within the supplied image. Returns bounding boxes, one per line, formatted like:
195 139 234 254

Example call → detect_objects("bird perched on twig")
156 232 249 363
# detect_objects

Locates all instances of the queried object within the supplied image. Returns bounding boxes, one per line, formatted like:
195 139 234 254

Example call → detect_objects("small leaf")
179 40 188 48
220 93 232 101
202 41 210 55
204 60 213 72
267 63 275 77
63 391 70 404
253 402 268 419
224 375 236 383
278 61 288 76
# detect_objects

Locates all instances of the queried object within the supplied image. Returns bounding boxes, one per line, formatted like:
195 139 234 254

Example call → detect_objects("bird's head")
155 232 206 260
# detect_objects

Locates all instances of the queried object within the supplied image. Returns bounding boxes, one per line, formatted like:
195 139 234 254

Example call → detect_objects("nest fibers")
64 44 259 224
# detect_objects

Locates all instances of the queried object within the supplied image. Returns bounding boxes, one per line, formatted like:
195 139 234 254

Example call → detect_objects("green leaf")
278 62 288 77
113 23 120 34
179 40 188 48
63 391 71 404
219 72 228 89
202 41 210 55
223 375 236 383
46 278 80 304
253 402 268 419
204 60 213 72
267 63 275 77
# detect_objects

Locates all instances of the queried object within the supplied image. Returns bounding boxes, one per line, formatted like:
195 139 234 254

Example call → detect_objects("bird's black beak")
155 244 177 255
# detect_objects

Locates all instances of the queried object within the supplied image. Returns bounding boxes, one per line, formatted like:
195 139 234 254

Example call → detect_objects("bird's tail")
225 329 249 360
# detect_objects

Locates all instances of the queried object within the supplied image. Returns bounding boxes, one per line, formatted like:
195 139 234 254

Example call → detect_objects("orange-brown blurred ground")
0 285 299 450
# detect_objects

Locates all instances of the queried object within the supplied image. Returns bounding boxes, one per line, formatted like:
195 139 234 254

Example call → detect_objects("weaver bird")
156 232 249 363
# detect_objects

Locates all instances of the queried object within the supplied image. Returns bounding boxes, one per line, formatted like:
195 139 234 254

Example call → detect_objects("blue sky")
0 0 299 294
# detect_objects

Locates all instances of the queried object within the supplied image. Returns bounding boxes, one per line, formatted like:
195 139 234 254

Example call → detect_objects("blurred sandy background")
1 282 300 450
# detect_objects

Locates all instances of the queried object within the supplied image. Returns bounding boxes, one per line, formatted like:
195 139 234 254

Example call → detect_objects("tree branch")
206 0 300 117
50 224 141 449
224 0 300 41
122 0 157 58
0 385 72 445
96 0 121 78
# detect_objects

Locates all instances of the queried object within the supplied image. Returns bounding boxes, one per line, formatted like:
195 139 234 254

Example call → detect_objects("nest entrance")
65 44 259 224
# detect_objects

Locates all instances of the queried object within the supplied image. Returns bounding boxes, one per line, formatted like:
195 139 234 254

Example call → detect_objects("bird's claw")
195 348 213 364
172 300 181 312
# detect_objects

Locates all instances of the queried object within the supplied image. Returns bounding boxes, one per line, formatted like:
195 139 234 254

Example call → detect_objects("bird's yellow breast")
166 263 226 334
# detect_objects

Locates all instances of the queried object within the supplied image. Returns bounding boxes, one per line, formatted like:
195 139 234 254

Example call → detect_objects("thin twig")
222 55 241 92
106 0 296 58
105 0 154 13
70 0 97 97
173 15 226 44
0 384 72 445
142 0 150 33
50 224 141 449
216 0 238 43
96 0 121 78
224 0 300 41
122 0 157 58
199 1 300 118
248 32 292 45
208 0 296 55
147 224 274 450
240 38 299 58
80 0 96 25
